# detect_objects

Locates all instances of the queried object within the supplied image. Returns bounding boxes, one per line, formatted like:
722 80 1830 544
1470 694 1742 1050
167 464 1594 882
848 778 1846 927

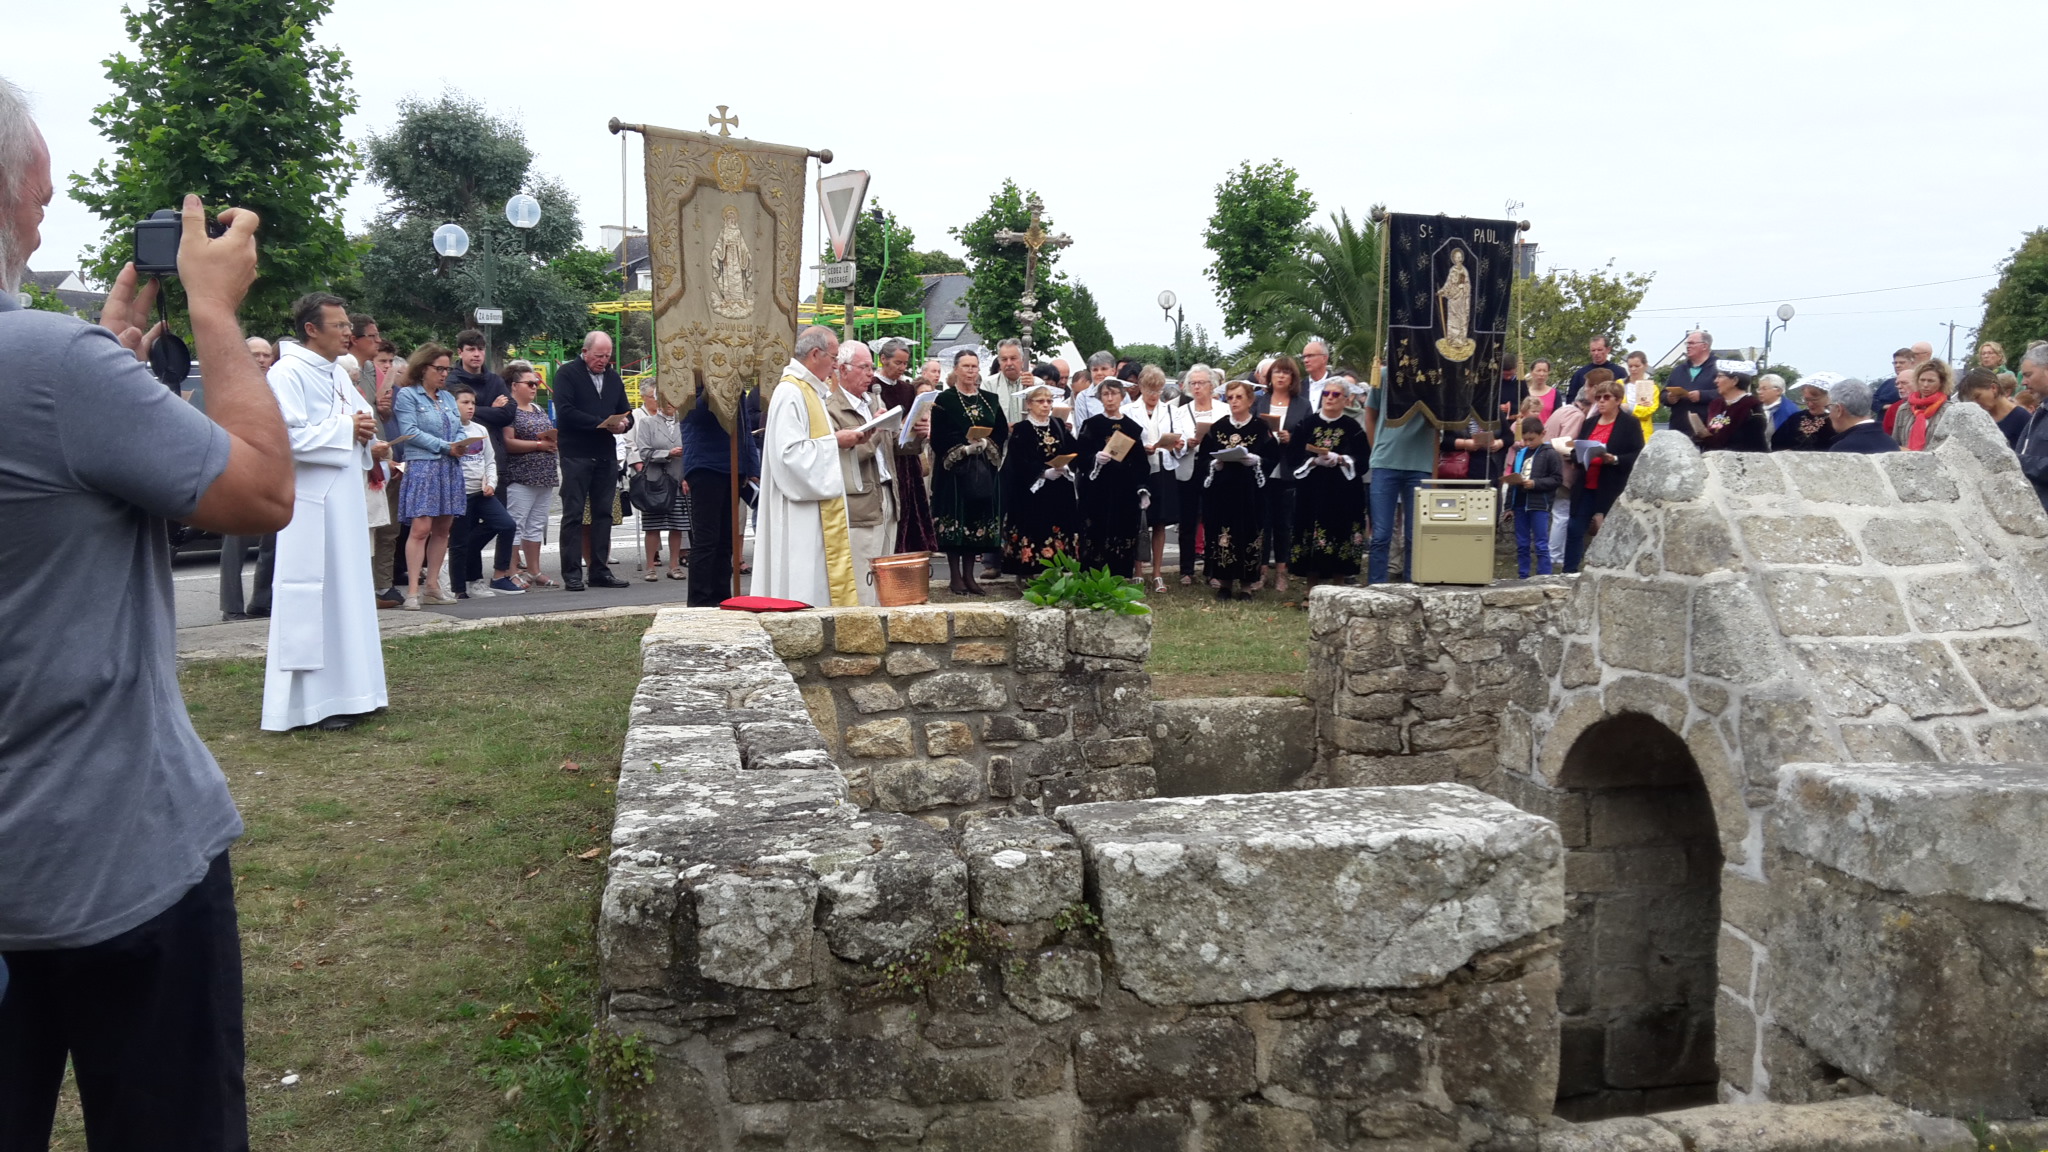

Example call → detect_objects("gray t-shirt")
0 296 239 949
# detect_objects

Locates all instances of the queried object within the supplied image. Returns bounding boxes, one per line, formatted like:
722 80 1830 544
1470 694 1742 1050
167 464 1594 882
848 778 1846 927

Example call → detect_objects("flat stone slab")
1645 1097 1972 1152
1056 783 1564 1004
1777 762 2048 910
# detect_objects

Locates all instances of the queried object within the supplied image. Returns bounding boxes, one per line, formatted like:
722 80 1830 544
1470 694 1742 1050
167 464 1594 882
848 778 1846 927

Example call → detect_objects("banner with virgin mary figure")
638 122 811 434
1380 213 1517 428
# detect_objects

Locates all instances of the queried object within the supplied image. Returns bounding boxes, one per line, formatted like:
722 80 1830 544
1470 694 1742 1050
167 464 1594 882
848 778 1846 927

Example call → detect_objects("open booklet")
1212 443 1253 464
855 404 903 438
1104 430 1137 461
898 390 938 446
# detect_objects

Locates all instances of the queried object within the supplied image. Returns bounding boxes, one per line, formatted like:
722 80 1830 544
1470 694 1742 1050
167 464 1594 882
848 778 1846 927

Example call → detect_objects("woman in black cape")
1075 377 1150 578
1288 378 1370 584
930 348 1010 595
1196 379 1279 599
1000 382 1081 575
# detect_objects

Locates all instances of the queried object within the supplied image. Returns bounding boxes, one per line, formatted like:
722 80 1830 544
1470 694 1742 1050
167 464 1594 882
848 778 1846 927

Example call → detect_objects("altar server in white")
755 325 867 607
262 293 389 731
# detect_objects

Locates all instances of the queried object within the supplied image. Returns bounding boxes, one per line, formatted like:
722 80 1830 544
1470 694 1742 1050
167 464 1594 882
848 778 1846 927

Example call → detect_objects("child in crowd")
448 385 523 598
1503 416 1563 578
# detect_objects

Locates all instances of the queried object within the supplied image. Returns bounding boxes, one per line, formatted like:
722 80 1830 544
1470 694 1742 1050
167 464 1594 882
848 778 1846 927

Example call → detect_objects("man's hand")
376 384 395 419
912 414 932 440
370 440 391 462
353 411 377 444
492 394 509 407
101 263 164 363
177 194 260 319
481 484 494 498
834 428 867 449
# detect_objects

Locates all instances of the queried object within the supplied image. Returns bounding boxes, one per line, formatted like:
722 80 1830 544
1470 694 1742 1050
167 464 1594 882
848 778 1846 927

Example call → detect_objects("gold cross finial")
709 105 739 137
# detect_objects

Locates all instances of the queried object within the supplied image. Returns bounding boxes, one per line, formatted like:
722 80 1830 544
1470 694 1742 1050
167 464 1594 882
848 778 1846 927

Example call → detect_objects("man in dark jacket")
449 328 514 475
1663 330 1717 435
1566 335 1622 403
553 331 633 589
681 390 760 606
1826 379 1899 455
2016 349 2048 512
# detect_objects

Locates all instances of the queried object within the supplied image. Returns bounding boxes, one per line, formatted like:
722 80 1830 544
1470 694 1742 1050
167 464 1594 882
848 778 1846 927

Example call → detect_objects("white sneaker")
467 579 496 598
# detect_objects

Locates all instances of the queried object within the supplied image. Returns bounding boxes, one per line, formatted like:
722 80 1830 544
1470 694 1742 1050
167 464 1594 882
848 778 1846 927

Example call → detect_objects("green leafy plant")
1021 553 1150 615
874 912 1009 995
1053 901 1102 937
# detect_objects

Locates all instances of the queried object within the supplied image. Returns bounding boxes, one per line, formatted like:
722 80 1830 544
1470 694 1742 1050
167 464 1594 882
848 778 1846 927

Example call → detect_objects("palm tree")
1242 208 1382 375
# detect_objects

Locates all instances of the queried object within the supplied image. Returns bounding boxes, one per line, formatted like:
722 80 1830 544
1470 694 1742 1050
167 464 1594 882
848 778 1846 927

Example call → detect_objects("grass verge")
1142 579 1311 698
51 619 642 1151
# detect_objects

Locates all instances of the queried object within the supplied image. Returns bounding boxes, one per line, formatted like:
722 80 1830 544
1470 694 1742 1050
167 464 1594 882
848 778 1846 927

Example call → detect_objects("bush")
1021 553 1149 615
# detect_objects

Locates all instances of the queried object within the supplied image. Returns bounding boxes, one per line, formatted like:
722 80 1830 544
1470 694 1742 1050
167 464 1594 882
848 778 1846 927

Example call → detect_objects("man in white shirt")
985 337 1029 424
1069 350 1116 430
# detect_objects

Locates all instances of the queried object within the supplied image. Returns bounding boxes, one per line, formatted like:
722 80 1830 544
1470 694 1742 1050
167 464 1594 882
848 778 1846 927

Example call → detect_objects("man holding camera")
0 76 293 1148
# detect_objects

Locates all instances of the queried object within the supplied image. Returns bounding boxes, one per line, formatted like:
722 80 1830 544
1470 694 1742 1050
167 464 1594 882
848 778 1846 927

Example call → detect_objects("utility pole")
1940 320 1962 366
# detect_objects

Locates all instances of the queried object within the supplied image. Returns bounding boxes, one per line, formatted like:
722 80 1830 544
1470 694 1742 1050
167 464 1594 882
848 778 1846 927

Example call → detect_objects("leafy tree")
1761 363 1802 387
1063 281 1117 359
1204 160 1317 338
1244 208 1382 374
21 281 78 316
949 180 1070 352
358 93 590 353
69 0 359 337
1511 260 1654 374
1980 227 2048 360
819 202 928 315
547 247 623 302
915 249 967 275
1121 326 1222 375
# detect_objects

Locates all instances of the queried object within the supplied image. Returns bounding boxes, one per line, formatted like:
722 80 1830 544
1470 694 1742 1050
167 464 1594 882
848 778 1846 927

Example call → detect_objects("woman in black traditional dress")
1075 378 1149 578
1000 382 1081 575
1197 379 1278 600
930 349 1010 595
1288 378 1370 584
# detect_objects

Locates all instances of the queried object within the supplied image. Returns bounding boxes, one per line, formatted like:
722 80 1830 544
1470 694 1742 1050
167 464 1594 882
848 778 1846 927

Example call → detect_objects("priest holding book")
757 326 864 607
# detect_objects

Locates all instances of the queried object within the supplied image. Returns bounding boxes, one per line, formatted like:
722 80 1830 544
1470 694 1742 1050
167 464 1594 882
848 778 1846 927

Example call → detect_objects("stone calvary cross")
992 194 1072 363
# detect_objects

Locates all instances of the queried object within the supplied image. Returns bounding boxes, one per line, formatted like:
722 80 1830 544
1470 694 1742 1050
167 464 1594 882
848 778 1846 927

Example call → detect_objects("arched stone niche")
1549 712 1722 1120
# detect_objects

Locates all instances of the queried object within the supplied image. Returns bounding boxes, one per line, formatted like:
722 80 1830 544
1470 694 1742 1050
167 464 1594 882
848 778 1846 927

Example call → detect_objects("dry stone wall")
761 604 1155 823
600 607 1574 1150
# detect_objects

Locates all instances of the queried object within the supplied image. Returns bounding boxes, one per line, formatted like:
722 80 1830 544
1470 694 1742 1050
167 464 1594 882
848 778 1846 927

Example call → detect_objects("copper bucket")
868 552 933 606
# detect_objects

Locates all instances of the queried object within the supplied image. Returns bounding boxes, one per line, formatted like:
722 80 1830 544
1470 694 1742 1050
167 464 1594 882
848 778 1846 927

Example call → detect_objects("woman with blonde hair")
391 343 470 608
1890 358 1953 451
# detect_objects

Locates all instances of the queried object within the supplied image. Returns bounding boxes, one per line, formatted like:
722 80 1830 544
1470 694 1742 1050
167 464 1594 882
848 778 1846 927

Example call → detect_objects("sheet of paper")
898 390 938 446
1049 453 1077 470
1105 430 1137 461
1212 443 1252 464
1687 412 1709 436
966 424 994 442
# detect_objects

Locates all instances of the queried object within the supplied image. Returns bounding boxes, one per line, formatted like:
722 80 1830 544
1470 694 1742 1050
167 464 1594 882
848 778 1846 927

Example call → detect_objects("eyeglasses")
428 365 451 373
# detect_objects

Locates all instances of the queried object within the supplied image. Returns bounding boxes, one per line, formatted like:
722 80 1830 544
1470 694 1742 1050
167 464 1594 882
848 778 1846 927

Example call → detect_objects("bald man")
552 331 633 590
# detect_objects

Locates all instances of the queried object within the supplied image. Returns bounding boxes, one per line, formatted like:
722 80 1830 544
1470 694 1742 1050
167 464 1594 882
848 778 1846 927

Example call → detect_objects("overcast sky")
15 0 2043 378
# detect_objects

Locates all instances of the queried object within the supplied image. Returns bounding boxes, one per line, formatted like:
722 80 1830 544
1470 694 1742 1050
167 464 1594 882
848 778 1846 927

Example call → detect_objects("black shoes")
316 714 358 731
587 570 630 589
563 574 587 591
221 611 248 622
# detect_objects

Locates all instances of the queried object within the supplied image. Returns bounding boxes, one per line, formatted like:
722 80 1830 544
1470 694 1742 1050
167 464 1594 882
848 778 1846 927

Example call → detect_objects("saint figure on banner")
1436 247 1475 362
711 204 754 319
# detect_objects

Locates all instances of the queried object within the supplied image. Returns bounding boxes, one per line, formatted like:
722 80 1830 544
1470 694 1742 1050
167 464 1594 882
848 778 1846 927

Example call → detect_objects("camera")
133 208 223 277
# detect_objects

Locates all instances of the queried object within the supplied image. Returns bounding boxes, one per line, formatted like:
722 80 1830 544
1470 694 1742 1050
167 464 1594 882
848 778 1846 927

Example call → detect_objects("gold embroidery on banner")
713 148 749 193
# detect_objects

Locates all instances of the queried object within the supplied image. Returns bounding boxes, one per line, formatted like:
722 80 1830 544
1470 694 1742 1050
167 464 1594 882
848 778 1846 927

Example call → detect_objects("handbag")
954 454 998 503
628 465 679 515
1436 450 1472 479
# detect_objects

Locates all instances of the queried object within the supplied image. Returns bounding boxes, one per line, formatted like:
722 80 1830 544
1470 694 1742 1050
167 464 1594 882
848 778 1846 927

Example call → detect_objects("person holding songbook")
1075 377 1150 578
1000 383 1081 576
1561 381 1645 573
1173 366 1231 586
1288 378 1370 585
1693 361 1769 453
931 348 1009 595
1196 379 1278 600
1254 354 1305 592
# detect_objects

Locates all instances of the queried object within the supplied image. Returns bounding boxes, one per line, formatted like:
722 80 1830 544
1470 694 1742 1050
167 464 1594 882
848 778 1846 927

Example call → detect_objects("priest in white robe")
754 326 866 607
262 295 389 731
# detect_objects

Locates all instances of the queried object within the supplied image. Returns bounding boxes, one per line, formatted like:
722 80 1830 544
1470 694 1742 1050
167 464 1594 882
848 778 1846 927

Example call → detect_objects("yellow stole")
785 371 860 607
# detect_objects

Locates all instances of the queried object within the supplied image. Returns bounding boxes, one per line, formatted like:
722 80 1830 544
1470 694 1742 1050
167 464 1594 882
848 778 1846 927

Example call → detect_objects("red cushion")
720 595 811 613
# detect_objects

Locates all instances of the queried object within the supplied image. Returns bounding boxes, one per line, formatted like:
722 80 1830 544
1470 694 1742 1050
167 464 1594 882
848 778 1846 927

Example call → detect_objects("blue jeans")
1367 468 1430 584
1513 508 1552 577
1562 486 1599 573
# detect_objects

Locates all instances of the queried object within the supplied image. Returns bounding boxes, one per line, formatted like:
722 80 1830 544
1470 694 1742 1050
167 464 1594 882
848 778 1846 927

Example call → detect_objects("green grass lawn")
51 620 642 1151
1140 579 1313 698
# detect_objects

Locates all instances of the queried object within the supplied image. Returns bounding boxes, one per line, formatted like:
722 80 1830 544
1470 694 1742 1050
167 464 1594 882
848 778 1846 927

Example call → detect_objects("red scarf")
1905 391 1946 451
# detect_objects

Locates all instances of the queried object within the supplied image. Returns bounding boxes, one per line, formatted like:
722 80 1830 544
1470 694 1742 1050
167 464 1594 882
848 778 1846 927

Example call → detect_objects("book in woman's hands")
1212 444 1253 464
1260 412 1282 428
1687 412 1710 436
966 425 994 442
1049 453 1077 470
1104 430 1137 460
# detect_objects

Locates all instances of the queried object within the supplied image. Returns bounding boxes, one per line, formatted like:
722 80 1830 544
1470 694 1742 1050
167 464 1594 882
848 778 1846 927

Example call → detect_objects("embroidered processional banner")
1381 213 1517 429
640 123 810 434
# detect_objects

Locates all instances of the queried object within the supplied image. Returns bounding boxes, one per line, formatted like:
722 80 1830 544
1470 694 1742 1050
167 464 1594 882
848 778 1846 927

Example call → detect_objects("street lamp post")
1157 290 1182 376
1762 303 1795 372
433 194 544 370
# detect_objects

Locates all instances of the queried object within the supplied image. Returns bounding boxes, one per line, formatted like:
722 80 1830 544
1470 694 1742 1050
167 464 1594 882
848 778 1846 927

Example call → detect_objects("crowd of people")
744 325 2048 605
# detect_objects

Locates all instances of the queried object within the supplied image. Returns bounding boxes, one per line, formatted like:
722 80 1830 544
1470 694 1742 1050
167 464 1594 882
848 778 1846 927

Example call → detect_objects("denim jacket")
393 385 464 463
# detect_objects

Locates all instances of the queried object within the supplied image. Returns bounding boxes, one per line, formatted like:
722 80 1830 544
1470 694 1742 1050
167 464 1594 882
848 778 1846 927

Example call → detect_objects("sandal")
1152 577 1167 593
1179 575 1192 586
644 571 659 582
526 573 558 588
667 568 687 580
